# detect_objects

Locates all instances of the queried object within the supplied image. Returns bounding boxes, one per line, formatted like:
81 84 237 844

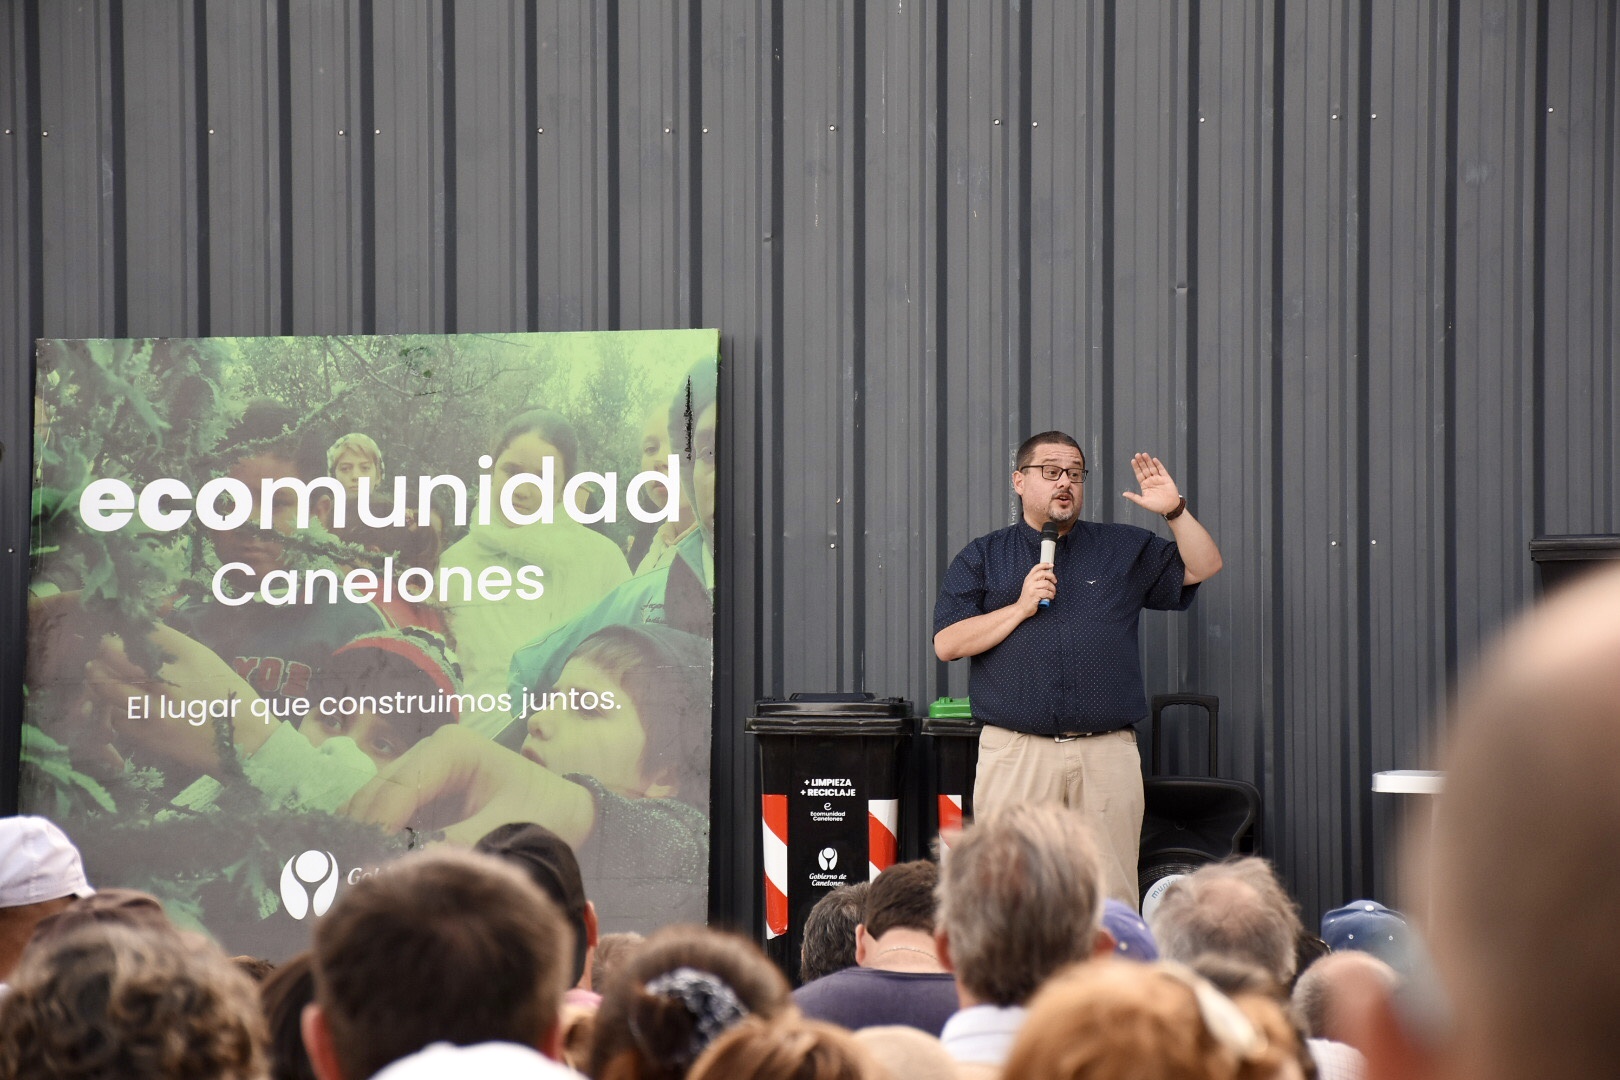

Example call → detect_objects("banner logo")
280 850 340 920
818 847 839 871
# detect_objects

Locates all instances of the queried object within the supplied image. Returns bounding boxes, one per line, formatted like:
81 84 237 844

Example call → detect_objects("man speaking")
932 432 1222 905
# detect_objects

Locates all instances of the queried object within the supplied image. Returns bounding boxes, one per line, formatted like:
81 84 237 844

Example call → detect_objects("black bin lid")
746 693 912 736
919 716 984 738
1529 534 1620 562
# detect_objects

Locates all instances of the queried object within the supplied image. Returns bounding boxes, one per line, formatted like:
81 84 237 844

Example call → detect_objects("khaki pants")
972 725 1145 907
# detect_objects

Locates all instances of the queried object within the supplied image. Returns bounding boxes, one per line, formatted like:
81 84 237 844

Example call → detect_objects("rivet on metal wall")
830 543 837 549
702 126 709 133
1331 113 1339 120
993 118 1001 125
829 124 837 131
1031 120 1038 127
665 127 672 133
1371 539 1378 545
1548 106 1554 113
374 128 381 135
1199 117 1206 123
42 130 49 137
537 127 545 134
208 128 215 135
1331 540 1338 547
1370 113 1377 119
338 129 346 136
3 129 11 135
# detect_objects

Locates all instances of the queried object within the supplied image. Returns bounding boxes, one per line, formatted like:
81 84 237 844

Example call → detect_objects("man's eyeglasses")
1018 464 1088 483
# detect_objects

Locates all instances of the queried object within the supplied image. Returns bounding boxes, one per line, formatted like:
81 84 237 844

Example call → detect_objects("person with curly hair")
0 922 268 1080
588 925 792 1080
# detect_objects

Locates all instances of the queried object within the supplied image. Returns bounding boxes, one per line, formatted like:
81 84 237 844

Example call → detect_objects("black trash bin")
745 694 912 978
919 697 982 855
1530 535 1620 594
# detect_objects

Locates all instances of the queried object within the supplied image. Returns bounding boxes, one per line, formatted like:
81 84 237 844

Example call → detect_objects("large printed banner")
22 331 718 958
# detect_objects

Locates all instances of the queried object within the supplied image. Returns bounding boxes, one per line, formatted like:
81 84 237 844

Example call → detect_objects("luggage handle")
1150 693 1220 776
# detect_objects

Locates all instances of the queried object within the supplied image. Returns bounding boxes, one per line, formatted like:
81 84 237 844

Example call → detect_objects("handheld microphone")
1038 522 1059 609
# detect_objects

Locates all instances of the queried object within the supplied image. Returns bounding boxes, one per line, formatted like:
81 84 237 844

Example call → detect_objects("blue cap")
1102 898 1159 962
1321 900 1413 972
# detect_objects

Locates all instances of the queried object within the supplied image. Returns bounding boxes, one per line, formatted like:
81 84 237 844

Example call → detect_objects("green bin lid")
920 697 981 737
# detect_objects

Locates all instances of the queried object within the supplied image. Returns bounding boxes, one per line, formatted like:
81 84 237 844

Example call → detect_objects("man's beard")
1024 493 1078 526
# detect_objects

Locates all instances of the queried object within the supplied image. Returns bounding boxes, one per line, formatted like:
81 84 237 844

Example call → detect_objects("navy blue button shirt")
933 520 1198 734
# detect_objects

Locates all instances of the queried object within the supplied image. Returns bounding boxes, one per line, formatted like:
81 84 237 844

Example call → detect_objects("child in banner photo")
301 629 465 763
623 391 699 575
500 355 719 739
345 623 714 930
518 624 711 804
438 408 632 736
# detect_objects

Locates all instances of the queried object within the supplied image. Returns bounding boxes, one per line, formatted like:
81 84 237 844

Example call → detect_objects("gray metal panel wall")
4 0 1618 930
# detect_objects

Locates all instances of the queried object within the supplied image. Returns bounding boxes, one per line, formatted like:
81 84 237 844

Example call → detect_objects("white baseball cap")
0 816 95 906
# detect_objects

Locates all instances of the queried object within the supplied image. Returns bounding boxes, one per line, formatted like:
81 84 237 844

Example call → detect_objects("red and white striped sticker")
762 794 788 938
867 798 899 880
936 794 964 853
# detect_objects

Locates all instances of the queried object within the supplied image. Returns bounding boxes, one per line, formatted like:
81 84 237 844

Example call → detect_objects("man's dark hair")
799 881 869 984
260 951 317 1080
475 822 590 986
862 860 939 940
1015 430 1085 470
310 849 570 1080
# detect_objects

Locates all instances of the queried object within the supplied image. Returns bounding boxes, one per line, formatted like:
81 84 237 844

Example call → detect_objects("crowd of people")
9 562 1619 1080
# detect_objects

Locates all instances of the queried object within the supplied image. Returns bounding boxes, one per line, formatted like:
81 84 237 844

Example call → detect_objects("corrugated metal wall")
3 0 1617 930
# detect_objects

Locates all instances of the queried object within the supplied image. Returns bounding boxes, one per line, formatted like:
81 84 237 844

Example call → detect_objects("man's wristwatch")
1164 496 1187 521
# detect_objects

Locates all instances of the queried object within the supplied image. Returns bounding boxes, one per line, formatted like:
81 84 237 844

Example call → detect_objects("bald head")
1147 857 1303 986
1412 566 1620 1079
1292 951 1398 1042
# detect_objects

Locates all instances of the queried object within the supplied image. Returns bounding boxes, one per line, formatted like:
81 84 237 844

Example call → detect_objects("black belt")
1051 730 1117 742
